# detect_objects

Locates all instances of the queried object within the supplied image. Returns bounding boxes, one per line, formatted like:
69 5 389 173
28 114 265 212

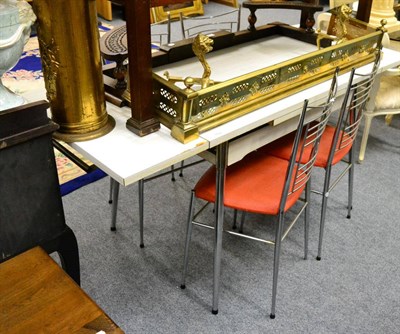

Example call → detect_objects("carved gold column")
32 0 115 141
368 0 400 33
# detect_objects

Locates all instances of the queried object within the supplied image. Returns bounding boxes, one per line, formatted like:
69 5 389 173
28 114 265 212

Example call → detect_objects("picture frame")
150 0 204 22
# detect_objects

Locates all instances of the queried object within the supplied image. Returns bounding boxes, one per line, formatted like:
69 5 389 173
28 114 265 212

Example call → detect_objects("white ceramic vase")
0 0 36 111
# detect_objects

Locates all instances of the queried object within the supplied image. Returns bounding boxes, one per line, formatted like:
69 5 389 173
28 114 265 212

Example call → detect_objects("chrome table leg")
212 142 228 314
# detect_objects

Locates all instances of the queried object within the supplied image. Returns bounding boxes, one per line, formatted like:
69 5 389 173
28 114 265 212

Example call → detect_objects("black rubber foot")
179 173 183 177
171 177 176 182
180 284 186 289
108 200 113 204
110 227 116 231
140 243 145 248
270 314 275 319
212 309 218 315
346 215 351 219
316 256 321 261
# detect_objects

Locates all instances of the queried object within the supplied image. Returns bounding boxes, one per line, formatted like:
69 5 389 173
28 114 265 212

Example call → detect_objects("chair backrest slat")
279 69 339 212
332 52 381 156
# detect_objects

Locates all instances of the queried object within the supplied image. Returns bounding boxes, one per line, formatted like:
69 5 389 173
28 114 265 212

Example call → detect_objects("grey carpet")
62 109 400 334
61 2 400 333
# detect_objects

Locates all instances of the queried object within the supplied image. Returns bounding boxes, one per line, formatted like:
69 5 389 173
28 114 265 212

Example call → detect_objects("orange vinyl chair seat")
259 124 352 167
195 153 303 216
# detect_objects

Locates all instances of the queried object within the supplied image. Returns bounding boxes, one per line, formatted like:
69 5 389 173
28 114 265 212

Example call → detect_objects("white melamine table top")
22 84 208 187
70 104 208 186
22 40 400 187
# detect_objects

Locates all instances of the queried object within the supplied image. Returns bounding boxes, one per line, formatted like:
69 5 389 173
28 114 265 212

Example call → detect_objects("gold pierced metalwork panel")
199 94 218 107
153 26 383 143
160 88 178 104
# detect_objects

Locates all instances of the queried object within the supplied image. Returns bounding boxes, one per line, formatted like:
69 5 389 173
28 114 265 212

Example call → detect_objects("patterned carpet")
3 25 112 195
54 142 95 185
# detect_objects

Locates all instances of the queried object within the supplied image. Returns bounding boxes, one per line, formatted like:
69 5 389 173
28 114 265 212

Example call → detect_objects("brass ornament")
164 33 219 91
316 4 352 49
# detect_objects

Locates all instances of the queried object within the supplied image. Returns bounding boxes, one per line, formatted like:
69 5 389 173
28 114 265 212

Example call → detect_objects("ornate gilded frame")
150 25 383 143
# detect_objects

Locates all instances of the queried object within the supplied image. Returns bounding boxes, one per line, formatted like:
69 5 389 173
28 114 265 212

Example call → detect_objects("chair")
358 64 400 162
260 53 381 261
180 71 338 318
180 6 241 39
151 12 172 46
0 101 80 285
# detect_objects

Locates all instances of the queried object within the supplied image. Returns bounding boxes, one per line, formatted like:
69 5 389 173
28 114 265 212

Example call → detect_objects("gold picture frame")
150 0 204 22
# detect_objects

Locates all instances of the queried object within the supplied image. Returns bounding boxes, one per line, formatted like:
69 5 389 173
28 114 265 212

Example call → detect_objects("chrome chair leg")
270 213 284 319
304 181 311 260
181 190 196 289
212 142 228 315
110 178 120 232
239 211 246 233
171 165 176 181
138 179 145 248
347 148 355 219
317 165 332 261
232 209 238 229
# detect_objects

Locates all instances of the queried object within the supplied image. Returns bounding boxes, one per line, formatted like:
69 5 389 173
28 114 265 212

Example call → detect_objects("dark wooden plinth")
0 101 80 285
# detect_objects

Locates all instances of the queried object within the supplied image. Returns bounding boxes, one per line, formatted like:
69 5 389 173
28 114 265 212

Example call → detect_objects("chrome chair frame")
315 53 381 260
151 13 172 46
180 70 338 318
